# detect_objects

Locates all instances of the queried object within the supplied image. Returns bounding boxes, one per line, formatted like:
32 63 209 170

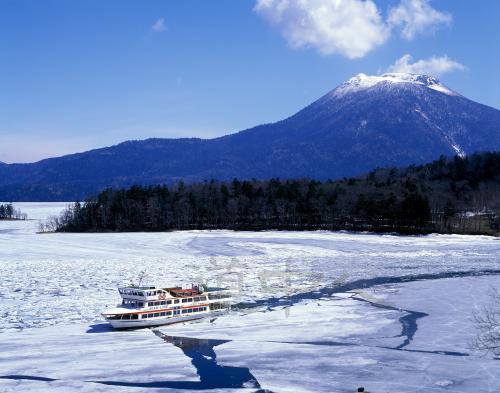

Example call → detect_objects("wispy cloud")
151 18 166 33
388 0 451 40
254 0 453 58
387 54 465 76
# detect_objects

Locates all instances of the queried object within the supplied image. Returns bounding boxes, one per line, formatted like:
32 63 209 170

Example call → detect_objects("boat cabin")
103 285 232 328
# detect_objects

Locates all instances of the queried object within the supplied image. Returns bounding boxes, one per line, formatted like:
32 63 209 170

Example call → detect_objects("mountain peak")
332 72 458 98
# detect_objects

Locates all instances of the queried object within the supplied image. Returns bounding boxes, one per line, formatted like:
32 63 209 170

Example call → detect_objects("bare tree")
472 287 500 356
131 270 149 287
38 215 61 233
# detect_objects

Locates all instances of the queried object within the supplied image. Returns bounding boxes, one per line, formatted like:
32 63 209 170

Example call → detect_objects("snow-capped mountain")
1 73 499 200
332 73 460 97
284 72 499 162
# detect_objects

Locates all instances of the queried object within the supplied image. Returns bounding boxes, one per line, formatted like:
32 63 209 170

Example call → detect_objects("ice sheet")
1 276 499 392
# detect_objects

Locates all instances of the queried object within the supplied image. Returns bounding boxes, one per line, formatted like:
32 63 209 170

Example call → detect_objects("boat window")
181 309 187 314
154 312 160 317
131 314 138 319
167 300 172 304
166 311 172 316
121 314 131 320
174 299 179 304
160 301 166 305
181 298 188 303
200 296 207 301
188 308 193 313
148 313 154 318
188 298 193 302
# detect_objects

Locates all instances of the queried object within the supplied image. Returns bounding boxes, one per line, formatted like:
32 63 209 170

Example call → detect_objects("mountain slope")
1 73 500 201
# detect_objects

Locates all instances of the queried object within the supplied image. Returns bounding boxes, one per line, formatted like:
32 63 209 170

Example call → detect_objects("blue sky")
1 0 499 163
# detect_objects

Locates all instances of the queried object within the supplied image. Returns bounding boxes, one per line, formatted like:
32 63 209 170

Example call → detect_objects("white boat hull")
107 312 221 329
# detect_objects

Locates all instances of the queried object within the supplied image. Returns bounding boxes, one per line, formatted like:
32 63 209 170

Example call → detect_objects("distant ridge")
1 72 499 201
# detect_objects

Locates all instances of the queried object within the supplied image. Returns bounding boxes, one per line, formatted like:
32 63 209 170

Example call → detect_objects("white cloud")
387 54 465 76
254 0 453 59
388 0 451 40
151 18 166 33
254 0 390 59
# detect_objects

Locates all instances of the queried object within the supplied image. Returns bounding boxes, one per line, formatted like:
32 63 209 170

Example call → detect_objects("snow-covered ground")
0 203 499 392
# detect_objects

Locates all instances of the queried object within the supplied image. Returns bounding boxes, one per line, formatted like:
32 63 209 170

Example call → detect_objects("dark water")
85 330 267 390
0 332 266 391
235 269 500 311
0 375 56 382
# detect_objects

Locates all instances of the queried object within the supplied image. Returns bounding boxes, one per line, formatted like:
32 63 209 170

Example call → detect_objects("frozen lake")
0 203 499 392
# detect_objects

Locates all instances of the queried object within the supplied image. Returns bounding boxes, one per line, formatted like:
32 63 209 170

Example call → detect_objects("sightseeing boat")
102 285 232 329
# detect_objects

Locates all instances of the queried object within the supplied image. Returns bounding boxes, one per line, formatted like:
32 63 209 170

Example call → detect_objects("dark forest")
49 152 500 235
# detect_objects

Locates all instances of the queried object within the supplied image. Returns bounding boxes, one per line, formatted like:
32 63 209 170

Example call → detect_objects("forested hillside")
50 152 500 235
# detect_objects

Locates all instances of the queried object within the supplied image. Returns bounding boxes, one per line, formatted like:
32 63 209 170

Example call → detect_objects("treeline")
52 152 500 235
0 203 27 220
